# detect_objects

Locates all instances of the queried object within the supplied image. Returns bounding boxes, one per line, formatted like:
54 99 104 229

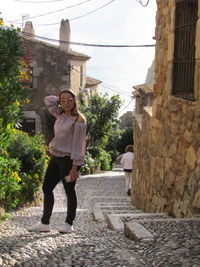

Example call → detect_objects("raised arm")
44 95 62 118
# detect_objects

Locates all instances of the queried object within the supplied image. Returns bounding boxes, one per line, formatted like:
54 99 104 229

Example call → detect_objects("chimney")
23 21 35 39
59 19 70 52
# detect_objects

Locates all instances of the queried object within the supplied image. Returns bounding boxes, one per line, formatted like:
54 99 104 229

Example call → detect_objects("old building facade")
21 20 90 140
133 0 200 217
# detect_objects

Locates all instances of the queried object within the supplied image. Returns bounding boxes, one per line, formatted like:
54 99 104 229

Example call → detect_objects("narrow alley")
0 169 200 267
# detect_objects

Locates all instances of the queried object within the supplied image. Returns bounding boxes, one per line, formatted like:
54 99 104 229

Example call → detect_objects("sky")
1 0 157 115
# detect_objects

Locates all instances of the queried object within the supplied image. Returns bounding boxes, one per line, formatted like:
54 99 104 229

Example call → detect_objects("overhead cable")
21 43 47 58
138 0 150 7
8 0 114 23
29 0 115 25
100 84 132 97
71 66 132 97
15 0 68 3
22 43 133 97
8 0 94 22
70 0 115 21
118 98 134 115
22 33 155 48
103 82 132 94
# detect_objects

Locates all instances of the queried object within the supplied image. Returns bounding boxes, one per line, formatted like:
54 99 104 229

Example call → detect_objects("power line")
8 0 94 22
21 43 132 97
139 0 150 7
22 43 134 114
118 98 134 115
71 66 132 97
15 0 68 3
103 82 132 94
21 33 155 48
100 84 132 97
21 43 47 58
70 0 115 21
25 0 115 25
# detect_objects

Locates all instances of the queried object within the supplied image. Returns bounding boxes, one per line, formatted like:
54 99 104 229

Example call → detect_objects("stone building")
132 83 154 127
21 20 91 139
79 76 102 103
132 0 200 217
85 76 102 97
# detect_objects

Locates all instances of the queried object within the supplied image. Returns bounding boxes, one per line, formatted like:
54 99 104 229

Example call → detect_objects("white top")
120 152 134 170
44 95 87 165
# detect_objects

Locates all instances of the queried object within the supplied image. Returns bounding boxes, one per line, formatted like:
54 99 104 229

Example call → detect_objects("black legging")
41 156 79 225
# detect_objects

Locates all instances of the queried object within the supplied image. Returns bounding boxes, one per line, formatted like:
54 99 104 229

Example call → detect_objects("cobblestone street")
0 169 200 267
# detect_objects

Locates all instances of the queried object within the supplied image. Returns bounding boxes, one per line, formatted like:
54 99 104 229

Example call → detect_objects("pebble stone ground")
0 168 200 267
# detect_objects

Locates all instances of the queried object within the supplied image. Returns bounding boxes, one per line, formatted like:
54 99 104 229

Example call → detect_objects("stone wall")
132 0 200 217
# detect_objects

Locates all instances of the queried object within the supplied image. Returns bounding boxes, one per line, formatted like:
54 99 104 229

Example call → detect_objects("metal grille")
172 0 198 101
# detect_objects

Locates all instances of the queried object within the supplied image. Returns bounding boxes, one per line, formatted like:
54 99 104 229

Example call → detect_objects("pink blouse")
44 95 87 165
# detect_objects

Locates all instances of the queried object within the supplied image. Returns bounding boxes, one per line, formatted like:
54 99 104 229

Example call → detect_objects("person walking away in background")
28 89 87 233
121 145 134 196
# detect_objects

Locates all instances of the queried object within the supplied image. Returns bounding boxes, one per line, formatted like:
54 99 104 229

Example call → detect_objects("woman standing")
121 144 134 196
28 89 86 233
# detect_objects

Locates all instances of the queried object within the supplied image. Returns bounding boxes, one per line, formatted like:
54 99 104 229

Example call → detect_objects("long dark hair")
59 89 79 116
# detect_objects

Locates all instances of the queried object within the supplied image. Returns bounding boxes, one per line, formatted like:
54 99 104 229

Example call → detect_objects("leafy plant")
0 156 21 209
80 152 95 175
0 129 47 208
0 23 27 130
79 93 121 172
79 93 121 148
0 21 47 211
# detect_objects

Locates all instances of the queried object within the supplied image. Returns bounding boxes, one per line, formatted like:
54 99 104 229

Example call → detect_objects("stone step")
106 213 168 231
92 206 138 221
92 206 105 221
92 201 140 222
91 196 130 204
124 221 155 241
125 217 200 241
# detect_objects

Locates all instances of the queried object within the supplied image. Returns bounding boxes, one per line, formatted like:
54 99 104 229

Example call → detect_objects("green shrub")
0 128 47 209
80 152 95 175
86 147 112 172
0 156 21 209
99 150 112 171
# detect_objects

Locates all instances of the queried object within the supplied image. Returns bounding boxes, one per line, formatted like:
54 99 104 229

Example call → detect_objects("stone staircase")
91 196 170 241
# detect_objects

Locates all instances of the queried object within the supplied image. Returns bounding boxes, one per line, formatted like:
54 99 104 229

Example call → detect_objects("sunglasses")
60 97 74 104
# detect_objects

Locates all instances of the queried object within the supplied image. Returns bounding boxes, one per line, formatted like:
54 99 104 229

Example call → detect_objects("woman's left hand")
69 165 79 182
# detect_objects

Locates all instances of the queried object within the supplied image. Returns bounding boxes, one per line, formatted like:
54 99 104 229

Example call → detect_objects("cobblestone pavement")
0 169 200 267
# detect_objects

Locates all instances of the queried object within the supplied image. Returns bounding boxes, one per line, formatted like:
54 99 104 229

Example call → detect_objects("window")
21 118 36 136
172 0 198 101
